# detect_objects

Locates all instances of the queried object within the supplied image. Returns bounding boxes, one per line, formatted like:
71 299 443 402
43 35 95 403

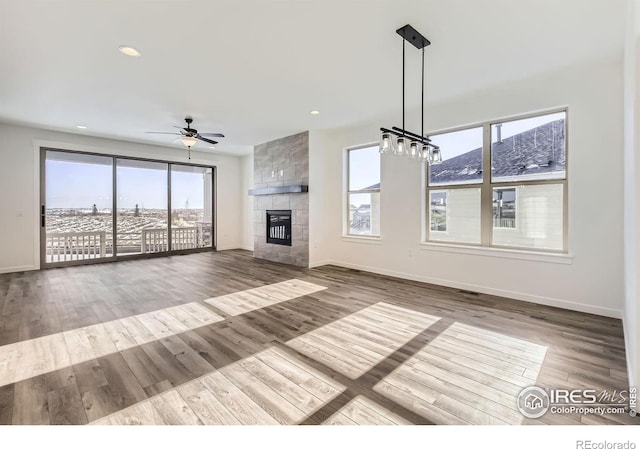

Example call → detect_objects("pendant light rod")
421 47 425 140
402 38 405 136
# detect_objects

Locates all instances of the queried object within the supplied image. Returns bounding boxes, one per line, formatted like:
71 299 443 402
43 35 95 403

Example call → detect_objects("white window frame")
424 107 569 254
344 144 381 239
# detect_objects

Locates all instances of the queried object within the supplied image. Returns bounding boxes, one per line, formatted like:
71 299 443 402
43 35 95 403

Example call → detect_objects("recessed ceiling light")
209 146 216 149
118 45 141 57
75 125 87 129
310 110 320 115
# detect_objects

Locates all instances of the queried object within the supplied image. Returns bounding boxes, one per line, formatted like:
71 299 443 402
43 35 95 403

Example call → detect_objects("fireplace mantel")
248 185 308 196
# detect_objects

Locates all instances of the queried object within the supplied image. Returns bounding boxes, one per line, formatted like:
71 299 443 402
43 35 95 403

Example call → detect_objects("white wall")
308 130 330 265
309 56 625 319
240 154 254 250
623 0 640 390
0 123 245 273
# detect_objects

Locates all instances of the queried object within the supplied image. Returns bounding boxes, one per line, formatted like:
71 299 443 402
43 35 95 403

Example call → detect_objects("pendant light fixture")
380 24 442 165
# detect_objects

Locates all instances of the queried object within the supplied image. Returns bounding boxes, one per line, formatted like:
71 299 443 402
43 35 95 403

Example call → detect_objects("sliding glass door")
43 151 114 263
171 165 213 250
117 159 169 255
41 149 215 267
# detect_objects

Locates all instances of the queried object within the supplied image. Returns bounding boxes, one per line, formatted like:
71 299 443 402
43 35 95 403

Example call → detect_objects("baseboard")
622 316 637 389
217 244 254 251
216 244 249 251
309 260 333 268
322 260 622 319
0 265 39 274
216 244 253 251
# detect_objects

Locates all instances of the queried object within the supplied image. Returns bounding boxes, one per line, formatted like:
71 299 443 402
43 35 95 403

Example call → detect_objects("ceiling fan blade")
198 133 225 138
146 132 182 135
172 126 192 134
196 136 218 145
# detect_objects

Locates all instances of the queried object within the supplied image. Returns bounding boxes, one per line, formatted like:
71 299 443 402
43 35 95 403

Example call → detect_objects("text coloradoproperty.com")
551 406 631 415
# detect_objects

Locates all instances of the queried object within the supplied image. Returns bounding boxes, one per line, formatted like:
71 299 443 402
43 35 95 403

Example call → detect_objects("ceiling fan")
146 117 225 159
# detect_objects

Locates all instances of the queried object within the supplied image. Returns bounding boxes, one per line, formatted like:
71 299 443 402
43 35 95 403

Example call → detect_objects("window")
429 126 483 186
493 188 516 229
347 145 380 237
430 191 447 232
426 109 567 252
427 126 483 245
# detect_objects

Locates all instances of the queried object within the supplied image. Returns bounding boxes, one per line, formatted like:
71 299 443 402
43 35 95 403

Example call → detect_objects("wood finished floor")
0 250 636 425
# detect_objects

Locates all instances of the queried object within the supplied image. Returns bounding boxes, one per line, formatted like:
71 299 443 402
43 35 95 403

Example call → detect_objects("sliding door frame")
39 147 217 268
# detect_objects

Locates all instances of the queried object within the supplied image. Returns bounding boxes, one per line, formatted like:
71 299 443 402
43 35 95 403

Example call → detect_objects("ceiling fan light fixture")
181 136 198 148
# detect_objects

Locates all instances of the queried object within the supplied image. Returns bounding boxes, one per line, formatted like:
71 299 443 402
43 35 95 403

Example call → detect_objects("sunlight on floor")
92 346 346 425
0 301 224 388
373 322 548 424
286 302 441 379
204 279 327 316
0 279 326 388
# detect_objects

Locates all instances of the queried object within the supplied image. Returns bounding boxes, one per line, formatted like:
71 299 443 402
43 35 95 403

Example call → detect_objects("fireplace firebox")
266 210 292 246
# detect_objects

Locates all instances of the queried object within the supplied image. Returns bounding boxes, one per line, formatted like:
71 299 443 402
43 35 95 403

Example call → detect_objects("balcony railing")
141 227 198 253
46 231 107 263
493 217 516 228
45 224 212 263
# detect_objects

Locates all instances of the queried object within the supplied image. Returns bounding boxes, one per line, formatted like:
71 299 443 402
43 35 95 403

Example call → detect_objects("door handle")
41 205 45 227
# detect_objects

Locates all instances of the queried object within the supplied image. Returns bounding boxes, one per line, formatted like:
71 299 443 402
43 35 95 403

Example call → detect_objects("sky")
349 146 380 191
46 160 207 209
348 146 380 208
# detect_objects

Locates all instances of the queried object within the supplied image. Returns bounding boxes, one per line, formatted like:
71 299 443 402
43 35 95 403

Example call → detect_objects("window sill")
341 235 382 245
420 242 573 264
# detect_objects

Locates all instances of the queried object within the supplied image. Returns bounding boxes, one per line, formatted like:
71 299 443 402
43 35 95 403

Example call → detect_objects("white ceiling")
0 0 626 156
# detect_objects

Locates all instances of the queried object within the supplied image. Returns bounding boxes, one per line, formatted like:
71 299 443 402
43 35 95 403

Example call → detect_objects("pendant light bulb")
431 147 442 164
420 144 430 162
409 141 419 159
380 133 392 154
397 137 407 156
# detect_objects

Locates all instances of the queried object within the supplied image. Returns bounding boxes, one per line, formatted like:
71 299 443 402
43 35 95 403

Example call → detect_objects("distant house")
352 204 371 230
349 182 380 234
430 119 566 184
